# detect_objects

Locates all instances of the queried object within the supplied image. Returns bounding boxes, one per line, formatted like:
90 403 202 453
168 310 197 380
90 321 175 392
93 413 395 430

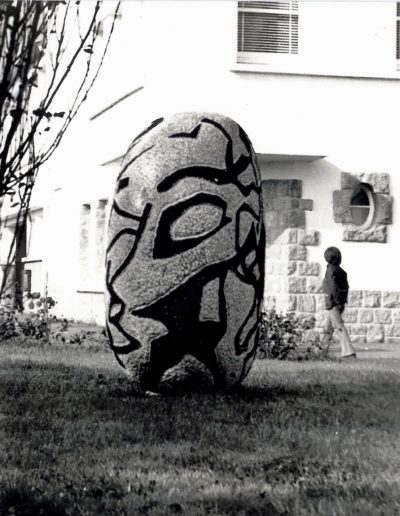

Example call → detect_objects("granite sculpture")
105 112 264 392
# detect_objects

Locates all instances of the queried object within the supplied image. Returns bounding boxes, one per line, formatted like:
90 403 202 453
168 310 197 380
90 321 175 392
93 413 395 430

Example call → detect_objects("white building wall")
7 0 400 323
260 158 398 292
136 0 400 293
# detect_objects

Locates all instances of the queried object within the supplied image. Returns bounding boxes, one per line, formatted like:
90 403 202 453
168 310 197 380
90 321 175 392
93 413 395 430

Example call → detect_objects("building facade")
2 1 400 345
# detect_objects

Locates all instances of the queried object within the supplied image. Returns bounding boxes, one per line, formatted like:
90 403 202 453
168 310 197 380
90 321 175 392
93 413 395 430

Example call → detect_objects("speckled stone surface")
105 112 264 392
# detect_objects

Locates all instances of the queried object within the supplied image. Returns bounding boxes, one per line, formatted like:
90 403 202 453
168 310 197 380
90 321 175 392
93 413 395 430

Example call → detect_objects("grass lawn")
0 340 400 515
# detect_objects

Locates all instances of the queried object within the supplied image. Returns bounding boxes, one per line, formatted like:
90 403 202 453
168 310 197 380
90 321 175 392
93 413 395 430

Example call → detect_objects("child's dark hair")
324 246 342 266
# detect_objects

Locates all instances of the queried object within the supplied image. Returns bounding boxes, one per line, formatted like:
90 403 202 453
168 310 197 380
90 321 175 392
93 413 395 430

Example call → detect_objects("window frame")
78 199 110 293
23 269 31 294
233 1 400 79
237 1 299 66
349 184 375 231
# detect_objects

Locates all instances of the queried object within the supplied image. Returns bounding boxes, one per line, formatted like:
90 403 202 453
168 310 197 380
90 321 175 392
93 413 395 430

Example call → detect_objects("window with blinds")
237 1 298 64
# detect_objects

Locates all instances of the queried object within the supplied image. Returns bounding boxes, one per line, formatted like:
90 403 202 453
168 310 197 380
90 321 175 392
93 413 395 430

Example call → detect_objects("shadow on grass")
0 486 67 515
2 358 400 434
3 357 400 399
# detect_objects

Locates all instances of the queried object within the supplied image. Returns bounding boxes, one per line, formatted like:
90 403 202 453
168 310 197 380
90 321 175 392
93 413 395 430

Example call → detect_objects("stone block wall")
264 233 324 319
337 290 400 345
266 283 400 345
262 177 400 345
262 179 322 317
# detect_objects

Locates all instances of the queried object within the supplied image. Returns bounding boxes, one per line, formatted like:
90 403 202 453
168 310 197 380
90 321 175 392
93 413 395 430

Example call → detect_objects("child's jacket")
323 264 349 310
323 247 349 310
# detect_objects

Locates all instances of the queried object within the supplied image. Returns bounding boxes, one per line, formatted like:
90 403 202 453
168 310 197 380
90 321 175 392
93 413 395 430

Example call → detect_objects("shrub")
258 309 321 360
18 313 51 340
0 292 57 342
53 327 108 348
0 292 108 348
0 300 19 340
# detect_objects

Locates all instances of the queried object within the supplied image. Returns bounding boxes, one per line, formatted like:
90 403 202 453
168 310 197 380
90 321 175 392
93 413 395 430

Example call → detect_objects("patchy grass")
0 342 400 515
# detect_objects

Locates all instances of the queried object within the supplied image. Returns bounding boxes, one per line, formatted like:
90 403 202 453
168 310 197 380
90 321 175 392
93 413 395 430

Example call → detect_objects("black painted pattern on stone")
153 193 231 259
106 113 264 391
125 117 164 155
117 146 154 182
117 176 129 193
169 124 202 139
105 202 152 363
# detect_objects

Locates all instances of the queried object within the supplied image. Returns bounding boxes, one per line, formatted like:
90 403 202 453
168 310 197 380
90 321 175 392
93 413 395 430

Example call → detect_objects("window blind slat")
239 1 297 11
397 19 400 59
238 7 298 55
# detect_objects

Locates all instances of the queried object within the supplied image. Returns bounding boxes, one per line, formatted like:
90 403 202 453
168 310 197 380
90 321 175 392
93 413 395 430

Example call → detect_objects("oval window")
350 184 374 229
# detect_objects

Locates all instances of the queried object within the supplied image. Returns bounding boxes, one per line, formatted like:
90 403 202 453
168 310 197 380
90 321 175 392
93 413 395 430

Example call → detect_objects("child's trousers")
321 306 356 357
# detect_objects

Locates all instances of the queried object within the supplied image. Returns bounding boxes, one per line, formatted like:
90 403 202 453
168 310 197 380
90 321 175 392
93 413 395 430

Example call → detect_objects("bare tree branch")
0 0 120 303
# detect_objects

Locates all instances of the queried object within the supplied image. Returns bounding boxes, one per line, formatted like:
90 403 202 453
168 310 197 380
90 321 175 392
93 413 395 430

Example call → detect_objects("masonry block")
359 309 373 323
264 295 276 311
278 180 302 198
274 228 299 245
349 324 367 335
298 230 319 246
263 199 274 211
287 276 306 294
299 199 313 211
374 194 393 225
386 337 400 345
374 309 392 324
392 310 400 322
341 172 390 194
363 291 381 308
348 291 363 307
333 190 353 223
287 295 298 312
341 172 359 190
287 261 297 275
295 228 304 242
298 262 320 276
306 277 324 293
315 294 326 312
264 211 279 228
342 309 358 323
278 209 305 229
367 325 384 343
262 179 302 199
382 292 400 308
264 228 278 244
265 197 302 210
385 324 400 338
297 294 316 313
286 245 307 261
343 224 387 243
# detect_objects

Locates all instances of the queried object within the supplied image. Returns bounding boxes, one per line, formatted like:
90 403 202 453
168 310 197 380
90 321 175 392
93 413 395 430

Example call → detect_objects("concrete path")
328 342 400 360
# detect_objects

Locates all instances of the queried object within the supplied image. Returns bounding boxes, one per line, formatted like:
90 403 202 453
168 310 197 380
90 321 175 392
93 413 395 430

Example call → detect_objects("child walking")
322 246 357 358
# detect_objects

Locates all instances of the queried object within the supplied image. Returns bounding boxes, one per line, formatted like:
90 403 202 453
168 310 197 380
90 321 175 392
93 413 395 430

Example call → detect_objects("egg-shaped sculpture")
105 112 264 393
